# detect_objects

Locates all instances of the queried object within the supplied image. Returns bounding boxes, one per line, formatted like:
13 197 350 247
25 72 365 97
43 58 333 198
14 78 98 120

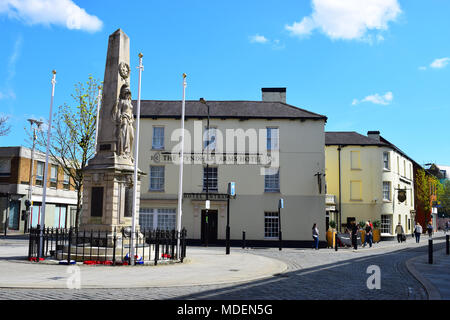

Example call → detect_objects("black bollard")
446 234 449 255
428 237 433 264
279 231 282 251
242 231 246 249
335 232 338 251
226 225 230 255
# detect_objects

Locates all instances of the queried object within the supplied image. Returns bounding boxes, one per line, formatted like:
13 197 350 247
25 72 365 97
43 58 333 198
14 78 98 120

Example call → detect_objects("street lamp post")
226 182 235 255
279 198 284 251
26 118 43 233
200 98 210 247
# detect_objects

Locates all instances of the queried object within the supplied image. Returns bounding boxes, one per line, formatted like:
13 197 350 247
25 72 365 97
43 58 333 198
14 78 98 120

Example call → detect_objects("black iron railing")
28 225 187 265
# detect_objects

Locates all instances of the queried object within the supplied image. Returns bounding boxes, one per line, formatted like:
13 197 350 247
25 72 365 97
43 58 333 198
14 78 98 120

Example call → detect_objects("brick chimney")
262 88 286 103
367 131 380 141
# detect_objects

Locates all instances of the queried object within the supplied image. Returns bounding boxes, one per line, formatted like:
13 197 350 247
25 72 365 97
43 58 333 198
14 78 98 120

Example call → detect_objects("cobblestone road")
0 237 445 300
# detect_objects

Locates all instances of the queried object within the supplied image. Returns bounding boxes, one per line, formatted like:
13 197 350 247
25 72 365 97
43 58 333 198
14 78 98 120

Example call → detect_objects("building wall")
138 117 326 243
325 145 414 236
0 147 78 232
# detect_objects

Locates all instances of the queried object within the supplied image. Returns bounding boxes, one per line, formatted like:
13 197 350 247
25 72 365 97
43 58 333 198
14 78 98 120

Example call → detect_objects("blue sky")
0 0 449 165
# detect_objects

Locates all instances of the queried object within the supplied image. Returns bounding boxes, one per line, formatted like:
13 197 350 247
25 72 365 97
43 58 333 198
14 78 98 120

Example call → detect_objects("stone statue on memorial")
113 84 134 160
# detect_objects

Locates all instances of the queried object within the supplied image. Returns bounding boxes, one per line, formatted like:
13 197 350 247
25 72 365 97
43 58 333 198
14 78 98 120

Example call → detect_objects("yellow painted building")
134 88 328 246
325 131 415 238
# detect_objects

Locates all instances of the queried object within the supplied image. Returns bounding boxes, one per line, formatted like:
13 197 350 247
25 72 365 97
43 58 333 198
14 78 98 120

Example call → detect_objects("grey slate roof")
132 100 327 121
325 131 420 166
325 132 388 146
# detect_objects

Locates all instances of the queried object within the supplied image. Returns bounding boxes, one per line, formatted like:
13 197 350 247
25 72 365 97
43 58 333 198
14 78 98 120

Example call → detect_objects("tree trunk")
76 187 82 228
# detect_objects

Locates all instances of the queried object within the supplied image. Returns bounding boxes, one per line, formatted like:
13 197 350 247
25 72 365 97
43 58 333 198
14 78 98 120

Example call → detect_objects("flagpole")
176 73 187 258
94 86 102 152
130 53 144 266
38 70 56 260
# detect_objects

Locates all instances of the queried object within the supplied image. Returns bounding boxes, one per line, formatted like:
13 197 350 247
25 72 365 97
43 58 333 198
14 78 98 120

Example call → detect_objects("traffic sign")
228 182 236 196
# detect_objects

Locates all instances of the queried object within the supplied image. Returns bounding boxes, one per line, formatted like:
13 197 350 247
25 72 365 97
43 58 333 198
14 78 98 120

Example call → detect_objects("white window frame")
266 127 279 151
381 214 392 235
149 166 165 191
204 127 217 151
36 161 44 186
152 126 165 150
264 168 280 192
63 171 70 189
264 212 279 239
383 152 390 170
203 166 218 192
383 181 391 201
139 208 176 231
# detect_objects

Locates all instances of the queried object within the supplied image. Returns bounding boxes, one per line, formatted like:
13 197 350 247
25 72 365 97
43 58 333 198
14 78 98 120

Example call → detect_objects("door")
201 210 218 245
8 201 20 230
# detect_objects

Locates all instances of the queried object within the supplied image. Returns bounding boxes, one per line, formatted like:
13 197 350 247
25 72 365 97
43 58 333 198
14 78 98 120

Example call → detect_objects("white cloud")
0 0 103 32
250 34 269 44
418 66 427 71
8 35 22 81
286 0 401 41
430 57 450 69
0 89 16 100
352 91 393 105
249 34 285 50
0 35 22 100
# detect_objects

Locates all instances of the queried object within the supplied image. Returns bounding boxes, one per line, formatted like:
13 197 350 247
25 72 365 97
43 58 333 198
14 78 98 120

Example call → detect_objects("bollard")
446 234 449 255
335 232 338 251
428 236 433 264
242 231 246 249
226 226 230 255
279 231 283 251
113 228 117 265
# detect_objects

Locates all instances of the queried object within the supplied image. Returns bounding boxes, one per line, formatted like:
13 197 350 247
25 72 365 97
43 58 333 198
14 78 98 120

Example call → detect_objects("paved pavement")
0 232 448 300
406 233 450 300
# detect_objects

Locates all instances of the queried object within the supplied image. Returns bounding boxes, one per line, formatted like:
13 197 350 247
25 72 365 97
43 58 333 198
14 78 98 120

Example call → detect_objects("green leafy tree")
415 168 431 222
32 75 101 227
438 180 450 216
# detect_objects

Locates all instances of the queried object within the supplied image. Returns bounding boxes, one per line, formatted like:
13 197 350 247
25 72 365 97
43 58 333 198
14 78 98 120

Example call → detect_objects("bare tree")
0 116 11 136
33 75 101 227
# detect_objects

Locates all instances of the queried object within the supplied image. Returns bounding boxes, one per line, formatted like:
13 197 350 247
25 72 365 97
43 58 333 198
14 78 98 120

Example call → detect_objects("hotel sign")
150 152 275 165
183 193 236 201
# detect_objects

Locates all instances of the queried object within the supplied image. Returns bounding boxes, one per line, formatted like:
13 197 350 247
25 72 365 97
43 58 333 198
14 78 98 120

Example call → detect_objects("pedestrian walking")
363 221 373 248
395 222 405 243
427 221 433 237
414 223 422 243
312 223 319 250
445 220 450 233
351 221 359 250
